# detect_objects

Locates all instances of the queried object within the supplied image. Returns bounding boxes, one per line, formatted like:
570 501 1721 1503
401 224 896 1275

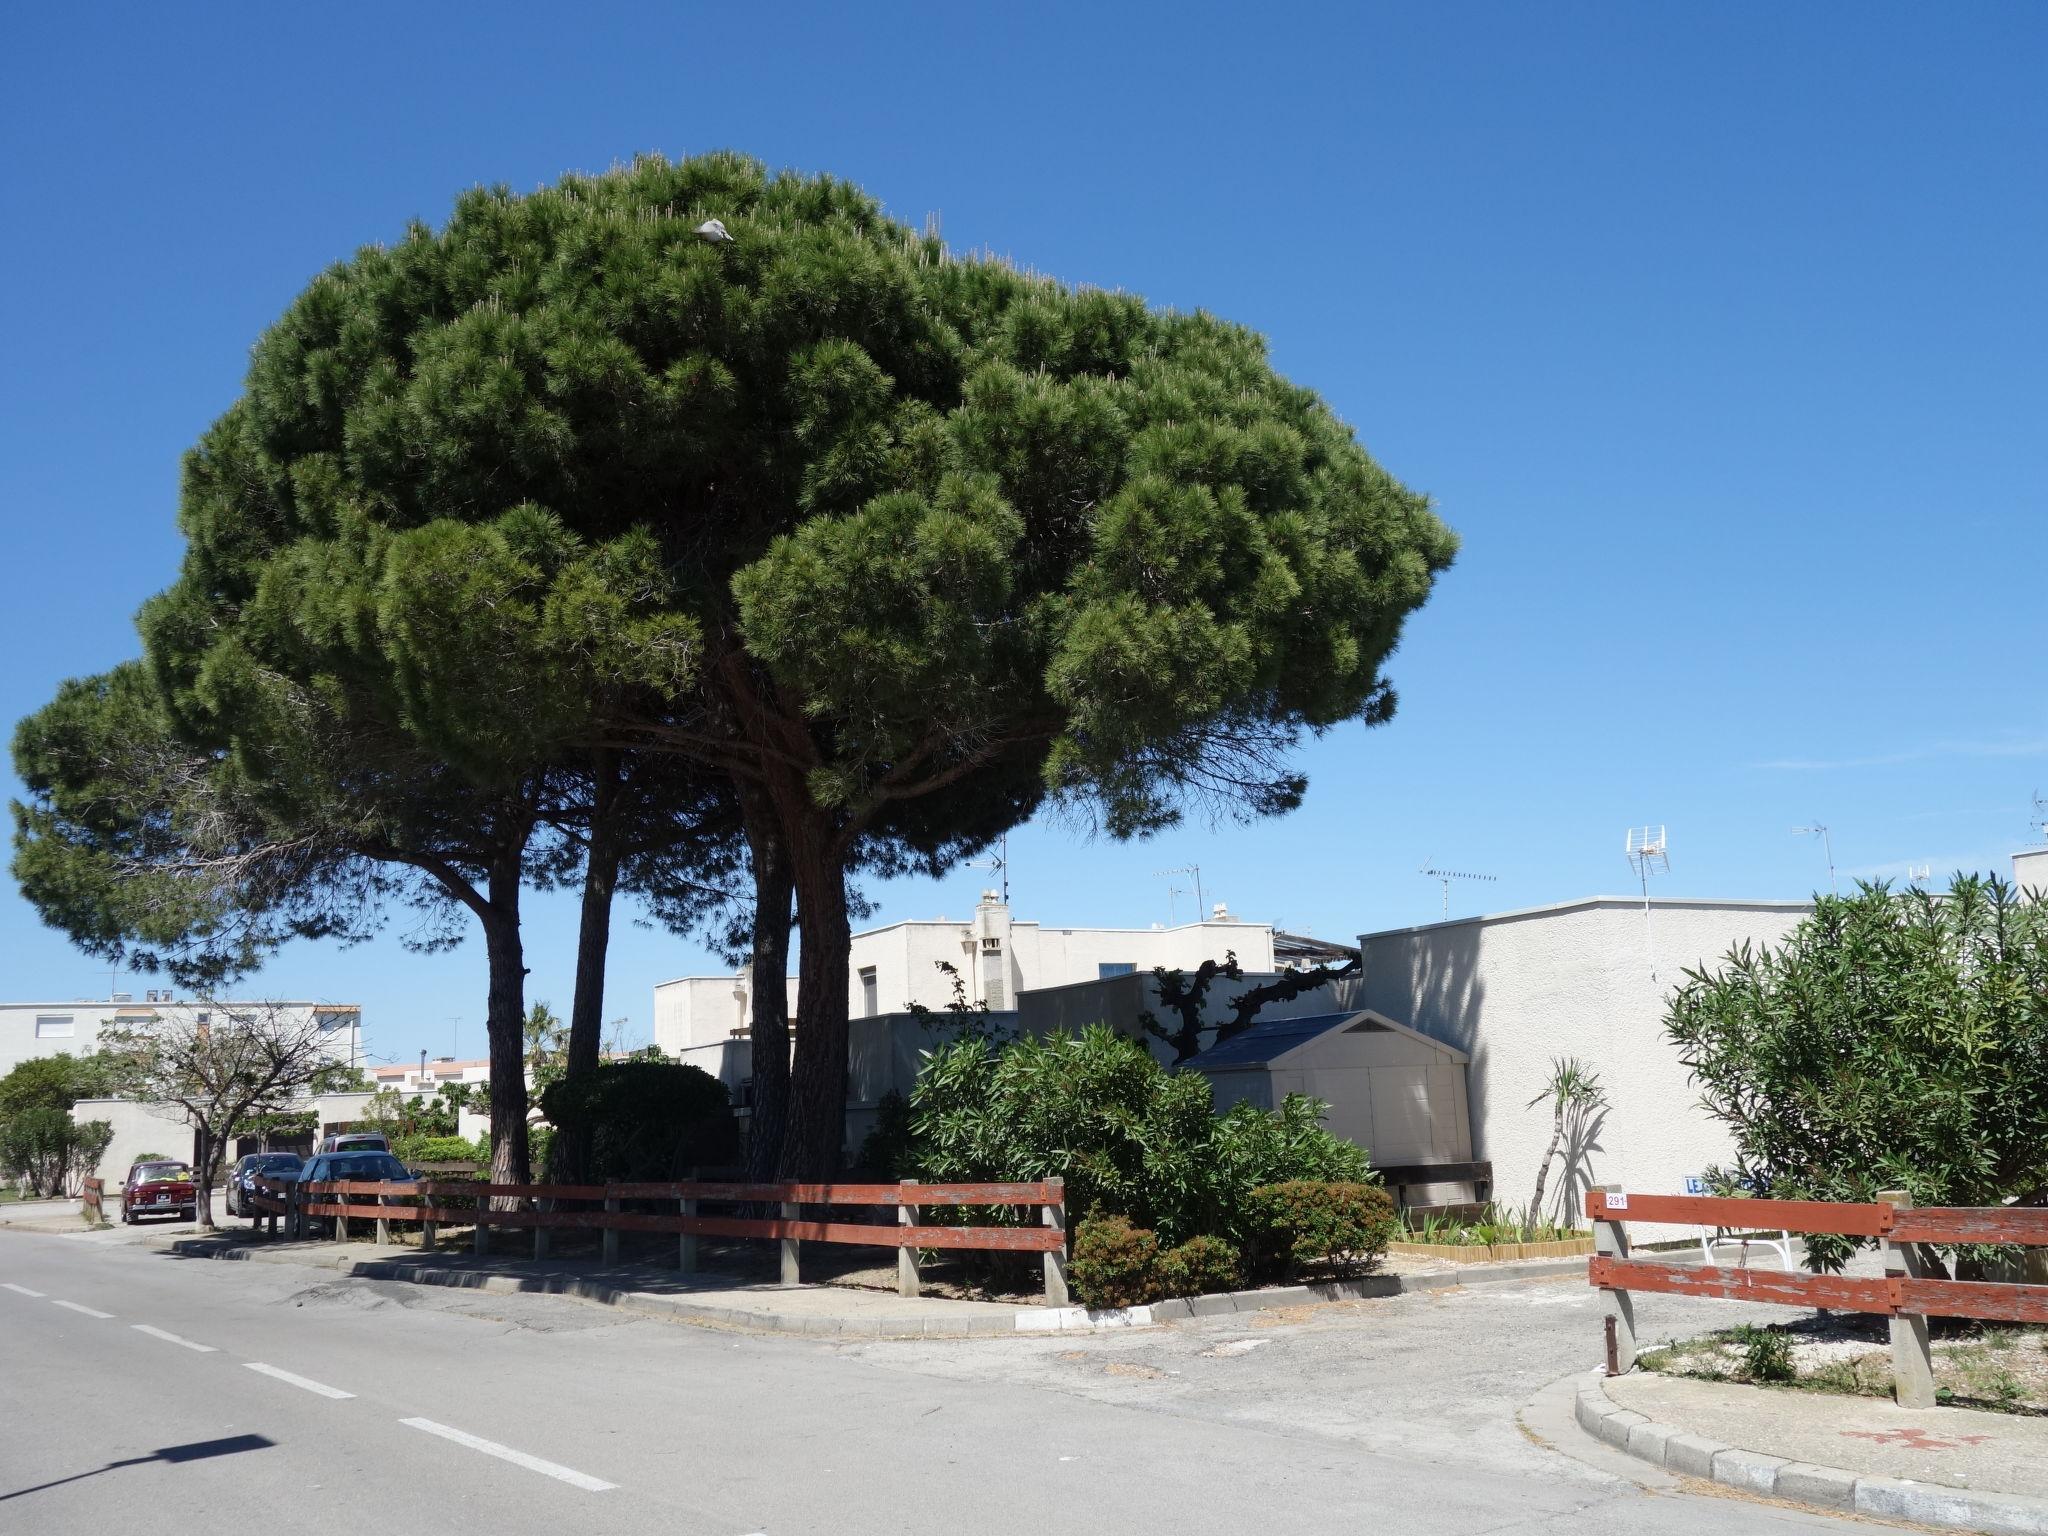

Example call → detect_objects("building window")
34 1015 74 1039
859 967 878 1017
1098 963 1136 979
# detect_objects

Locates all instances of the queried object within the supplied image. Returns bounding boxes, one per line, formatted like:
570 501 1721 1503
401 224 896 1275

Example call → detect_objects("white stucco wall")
2013 847 2048 895
69 1097 196 1189
653 898 1272 1053
0 1000 362 1081
1353 898 1811 1227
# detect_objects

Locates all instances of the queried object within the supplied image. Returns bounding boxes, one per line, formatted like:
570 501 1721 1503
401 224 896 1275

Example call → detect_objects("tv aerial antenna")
1418 864 1497 920
1624 826 1670 980
1154 864 1204 923
2030 790 2048 845
966 832 1009 904
1904 863 1932 887
1792 821 1837 895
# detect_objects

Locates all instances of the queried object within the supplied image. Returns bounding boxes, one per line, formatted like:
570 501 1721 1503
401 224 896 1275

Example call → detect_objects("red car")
121 1160 197 1224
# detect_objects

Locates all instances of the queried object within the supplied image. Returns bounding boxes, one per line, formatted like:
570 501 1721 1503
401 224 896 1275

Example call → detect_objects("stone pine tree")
130 152 1456 1176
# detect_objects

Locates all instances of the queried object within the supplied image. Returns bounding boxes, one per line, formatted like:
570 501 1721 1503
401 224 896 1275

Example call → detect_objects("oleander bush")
1246 1180 1396 1279
1070 1214 1162 1309
1156 1234 1243 1298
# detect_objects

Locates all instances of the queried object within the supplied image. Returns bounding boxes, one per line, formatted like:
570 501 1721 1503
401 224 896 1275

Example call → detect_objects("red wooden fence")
1583 1187 2048 1405
249 1175 1070 1303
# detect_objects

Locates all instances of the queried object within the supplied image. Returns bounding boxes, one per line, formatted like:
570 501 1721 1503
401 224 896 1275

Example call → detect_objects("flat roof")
1360 895 1814 944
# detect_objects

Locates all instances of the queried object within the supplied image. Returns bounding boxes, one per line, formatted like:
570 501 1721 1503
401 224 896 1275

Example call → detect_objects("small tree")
1526 1056 1606 1225
99 1003 356 1230
0 1053 123 1196
1667 876 2048 1271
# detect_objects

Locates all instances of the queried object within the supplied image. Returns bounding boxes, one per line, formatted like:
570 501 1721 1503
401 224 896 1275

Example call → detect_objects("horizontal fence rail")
247 1174 1070 1304
1583 1186 2048 1406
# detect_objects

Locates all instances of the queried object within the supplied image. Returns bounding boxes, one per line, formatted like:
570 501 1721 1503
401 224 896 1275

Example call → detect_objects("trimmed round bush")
1156 1234 1243 1297
1246 1180 1395 1279
1069 1214 1162 1309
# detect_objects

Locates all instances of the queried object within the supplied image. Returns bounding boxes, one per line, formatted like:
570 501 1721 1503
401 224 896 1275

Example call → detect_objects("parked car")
227 1151 304 1218
317 1132 390 1155
121 1160 196 1224
293 1150 416 1237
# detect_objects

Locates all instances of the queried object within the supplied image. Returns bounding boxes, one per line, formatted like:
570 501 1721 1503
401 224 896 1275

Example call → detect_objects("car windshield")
258 1155 303 1170
330 1153 409 1180
135 1164 190 1180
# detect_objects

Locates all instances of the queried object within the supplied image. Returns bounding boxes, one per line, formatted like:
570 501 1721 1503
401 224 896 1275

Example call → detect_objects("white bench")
1698 1226 1795 1268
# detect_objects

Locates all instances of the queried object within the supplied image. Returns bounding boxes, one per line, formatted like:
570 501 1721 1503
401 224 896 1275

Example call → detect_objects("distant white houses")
3 995 361 1080
654 891 1275 1053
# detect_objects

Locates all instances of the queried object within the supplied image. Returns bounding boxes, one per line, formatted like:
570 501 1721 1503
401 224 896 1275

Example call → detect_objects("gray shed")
1188 1009 1474 1177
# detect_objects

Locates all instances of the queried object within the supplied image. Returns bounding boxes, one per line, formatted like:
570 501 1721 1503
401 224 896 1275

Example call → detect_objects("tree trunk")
567 758 620 1083
742 808 793 1182
1529 1106 1565 1224
482 849 531 1193
778 818 852 1179
194 1125 215 1231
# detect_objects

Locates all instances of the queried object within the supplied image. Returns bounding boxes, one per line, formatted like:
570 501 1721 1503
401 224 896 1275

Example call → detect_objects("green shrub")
1735 1324 1795 1383
539 1060 738 1182
1069 1214 1161 1309
393 1134 484 1168
1156 1234 1242 1297
909 1025 1371 1245
853 1091 916 1178
1246 1180 1395 1279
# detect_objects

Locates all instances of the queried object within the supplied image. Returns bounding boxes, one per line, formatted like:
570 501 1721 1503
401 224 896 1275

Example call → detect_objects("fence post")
375 1188 391 1246
331 1187 348 1244
473 1187 490 1255
287 1179 302 1240
1042 1178 1070 1307
534 1196 552 1261
1879 1189 1937 1409
679 1174 698 1274
898 1180 920 1298
1592 1184 1636 1375
602 1191 620 1269
421 1184 437 1253
780 1198 800 1286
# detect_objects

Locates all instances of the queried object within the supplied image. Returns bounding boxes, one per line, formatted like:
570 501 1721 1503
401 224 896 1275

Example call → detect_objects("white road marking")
244 1362 354 1399
399 1417 617 1491
131 1323 217 1352
2 1283 47 1297
50 1299 113 1318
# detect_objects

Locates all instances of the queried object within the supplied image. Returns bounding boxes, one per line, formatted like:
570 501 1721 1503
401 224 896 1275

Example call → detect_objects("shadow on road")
0 1433 274 1503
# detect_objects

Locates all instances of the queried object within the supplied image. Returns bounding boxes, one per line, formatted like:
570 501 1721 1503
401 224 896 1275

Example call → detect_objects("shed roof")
1186 1008 1467 1071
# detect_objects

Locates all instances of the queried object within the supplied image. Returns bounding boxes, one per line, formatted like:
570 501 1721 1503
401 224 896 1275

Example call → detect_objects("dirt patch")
1639 1315 2048 1415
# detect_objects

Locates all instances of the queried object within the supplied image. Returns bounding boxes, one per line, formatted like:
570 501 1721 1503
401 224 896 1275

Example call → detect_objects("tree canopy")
58 151 1454 1177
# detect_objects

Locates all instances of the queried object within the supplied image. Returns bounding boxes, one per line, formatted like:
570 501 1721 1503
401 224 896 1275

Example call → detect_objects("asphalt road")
0 1228 1890 1535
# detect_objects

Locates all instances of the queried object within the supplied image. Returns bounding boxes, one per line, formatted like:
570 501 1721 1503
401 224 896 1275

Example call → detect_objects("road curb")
1573 1369 2048 1535
161 1235 1587 1338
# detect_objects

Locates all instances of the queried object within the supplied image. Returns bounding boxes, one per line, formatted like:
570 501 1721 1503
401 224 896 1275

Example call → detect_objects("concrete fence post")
602 1192 621 1269
1042 1178 1070 1307
330 1185 348 1244
473 1184 490 1256
898 1180 920 1299
679 1176 699 1274
1879 1189 1937 1409
1592 1183 1637 1375
374 1188 392 1246
534 1196 552 1261
780 1198 801 1286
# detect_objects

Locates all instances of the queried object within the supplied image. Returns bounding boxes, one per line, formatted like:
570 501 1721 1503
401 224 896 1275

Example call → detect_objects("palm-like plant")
1528 1056 1608 1225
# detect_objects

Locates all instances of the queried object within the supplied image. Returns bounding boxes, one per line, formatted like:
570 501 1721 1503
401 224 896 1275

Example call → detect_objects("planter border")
1573 1369 2048 1535
1390 1236 1595 1263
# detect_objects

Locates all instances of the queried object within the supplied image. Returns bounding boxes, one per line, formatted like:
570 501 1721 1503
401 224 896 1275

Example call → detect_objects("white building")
654 892 1272 1053
1 995 362 1080
1347 896 1812 1225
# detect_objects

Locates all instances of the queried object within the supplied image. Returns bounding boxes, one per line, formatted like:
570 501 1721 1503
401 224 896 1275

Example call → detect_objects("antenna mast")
1793 822 1837 896
1418 864 1498 920
966 832 1010 904
1154 864 1204 922
1624 826 1670 979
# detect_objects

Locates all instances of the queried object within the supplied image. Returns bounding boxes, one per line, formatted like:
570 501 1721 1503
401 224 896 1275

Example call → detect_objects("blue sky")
3 4 2042 1068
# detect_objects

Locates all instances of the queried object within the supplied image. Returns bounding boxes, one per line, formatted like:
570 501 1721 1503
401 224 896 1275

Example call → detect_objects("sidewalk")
1581 1368 2048 1534
154 1228 1595 1338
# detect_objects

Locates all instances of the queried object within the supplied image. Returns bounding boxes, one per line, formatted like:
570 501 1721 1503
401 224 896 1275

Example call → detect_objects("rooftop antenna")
2031 790 2048 845
1793 822 1837 895
1417 863 1498 920
966 832 1010 904
1624 826 1670 980
1904 863 1932 886
1154 864 1204 922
